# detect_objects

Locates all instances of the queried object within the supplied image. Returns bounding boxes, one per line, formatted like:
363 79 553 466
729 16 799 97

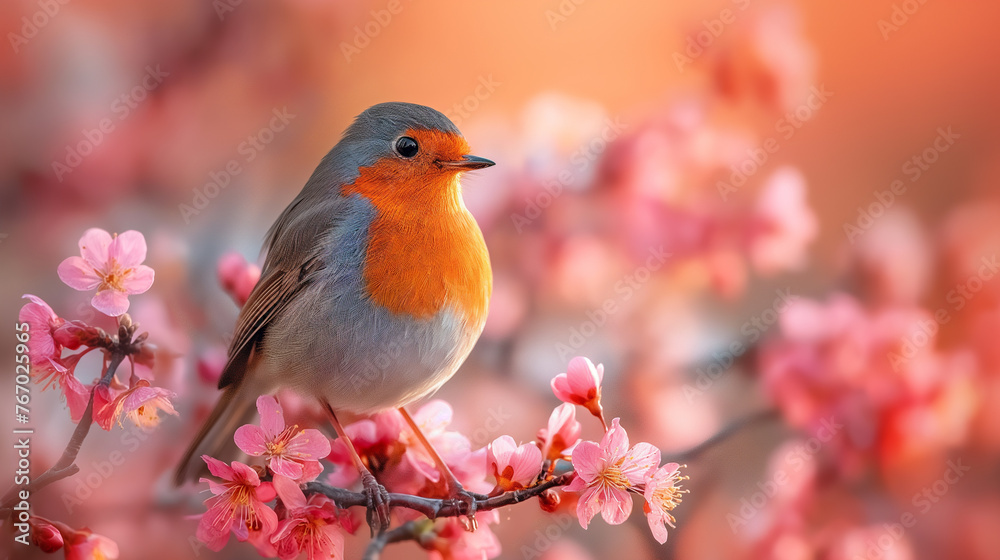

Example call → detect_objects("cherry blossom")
643 462 686 544
271 475 345 560
486 435 542 493
538 403 582 463
235 395 331 482
197 456 278 552
551 357 606 426
57 228 155 316
62 527 119 560
97 380 178 429
565 418 660 528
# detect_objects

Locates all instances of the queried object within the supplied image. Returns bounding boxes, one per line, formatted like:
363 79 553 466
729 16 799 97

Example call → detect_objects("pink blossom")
218 251 261 307
424 511 502 560
271 475 345 560
34 355 91 423
57 228 154 317
551 357 606 425
99 380 177 429
29 517 64 553
749 167 817 275
197 456 278 552
401 401 489 493
92 384 122 430
565 418 660 528
19 294 65 365
487 435 542 493
538 403 582 463
642 463 686 544
63 527 119 560
327 411 405 488
236 396 331 482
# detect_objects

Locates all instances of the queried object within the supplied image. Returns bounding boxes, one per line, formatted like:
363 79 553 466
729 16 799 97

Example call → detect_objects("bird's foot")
361 470 391 536
443 481 487 531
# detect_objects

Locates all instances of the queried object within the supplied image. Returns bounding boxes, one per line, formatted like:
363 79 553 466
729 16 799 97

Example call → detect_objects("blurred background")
2 0 1000 558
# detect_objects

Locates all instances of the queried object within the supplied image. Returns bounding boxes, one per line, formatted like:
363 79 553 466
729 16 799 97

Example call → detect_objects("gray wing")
217 193 348 389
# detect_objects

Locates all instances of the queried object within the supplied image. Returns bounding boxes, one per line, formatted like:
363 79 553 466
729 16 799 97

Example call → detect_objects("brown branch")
361 521 422 560
303 472 573 521
664 408 779 463
0 336 134 514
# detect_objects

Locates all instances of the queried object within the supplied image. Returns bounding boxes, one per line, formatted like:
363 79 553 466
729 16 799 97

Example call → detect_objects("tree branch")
303 472 573 521
664 408 779 463
0 342 131 514
361 521 422 560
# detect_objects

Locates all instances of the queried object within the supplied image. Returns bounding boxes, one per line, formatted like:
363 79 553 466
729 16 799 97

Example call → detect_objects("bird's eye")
395 136 419 158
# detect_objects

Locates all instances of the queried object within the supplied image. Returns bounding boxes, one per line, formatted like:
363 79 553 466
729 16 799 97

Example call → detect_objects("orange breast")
342 164 492 328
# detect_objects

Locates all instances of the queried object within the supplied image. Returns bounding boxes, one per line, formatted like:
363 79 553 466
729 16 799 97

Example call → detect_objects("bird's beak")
437 155 495 170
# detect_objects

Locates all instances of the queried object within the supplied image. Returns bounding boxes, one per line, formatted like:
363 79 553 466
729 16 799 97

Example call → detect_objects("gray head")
308 102 494 192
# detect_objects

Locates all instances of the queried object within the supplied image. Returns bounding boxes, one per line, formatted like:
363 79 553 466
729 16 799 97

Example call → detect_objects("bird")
175 102 495 531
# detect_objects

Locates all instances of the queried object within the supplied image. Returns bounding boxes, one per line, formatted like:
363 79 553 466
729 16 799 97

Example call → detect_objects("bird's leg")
398 407 485 531
322 402 391 535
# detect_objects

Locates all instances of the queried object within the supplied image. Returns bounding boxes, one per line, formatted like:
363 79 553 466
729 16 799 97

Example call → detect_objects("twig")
0 343 130 514
304 472 573 521
361 521 422 560
664 408 779 463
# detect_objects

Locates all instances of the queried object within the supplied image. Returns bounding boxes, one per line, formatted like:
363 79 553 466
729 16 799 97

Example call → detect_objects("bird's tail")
173 383 259 486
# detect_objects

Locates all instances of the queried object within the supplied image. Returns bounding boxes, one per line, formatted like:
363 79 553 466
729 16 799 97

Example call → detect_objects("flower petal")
122 265 154 295
600 418 629 460
269 455 305 480
255 395 285 439
202 455 234 481
621 442 661 484
570 441 604 481
78 228 113 268
414 399 452 435
109 230 147 268
600 486 633 525
57 257 102 291
647 509 669 544
92 290 130 317
550 374 575 403
273 474 308 510
287 429 332 460
234 425 269 456
510 443 543 484
575 485 602 529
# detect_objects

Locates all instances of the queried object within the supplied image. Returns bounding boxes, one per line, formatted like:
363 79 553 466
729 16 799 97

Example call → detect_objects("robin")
175 102 495 532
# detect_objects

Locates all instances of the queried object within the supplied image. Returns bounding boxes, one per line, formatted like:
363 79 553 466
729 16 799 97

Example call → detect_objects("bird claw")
361 471 391 536
444 482 484 531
